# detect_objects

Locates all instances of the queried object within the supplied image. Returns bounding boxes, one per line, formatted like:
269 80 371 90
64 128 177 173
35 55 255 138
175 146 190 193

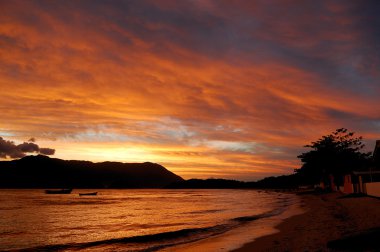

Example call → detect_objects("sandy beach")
233 192 380 252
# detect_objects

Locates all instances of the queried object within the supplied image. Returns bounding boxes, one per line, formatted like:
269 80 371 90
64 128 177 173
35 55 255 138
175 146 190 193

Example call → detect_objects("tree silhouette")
296 128 371 186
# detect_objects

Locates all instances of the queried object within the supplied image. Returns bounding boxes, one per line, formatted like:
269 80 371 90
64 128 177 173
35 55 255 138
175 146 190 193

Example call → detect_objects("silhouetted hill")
0 155 184 188
166 178 246 189
251 174 301 189
166 175 302 189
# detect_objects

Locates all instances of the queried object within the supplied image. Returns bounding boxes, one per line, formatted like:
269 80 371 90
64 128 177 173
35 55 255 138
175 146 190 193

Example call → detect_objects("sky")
0 0 380 181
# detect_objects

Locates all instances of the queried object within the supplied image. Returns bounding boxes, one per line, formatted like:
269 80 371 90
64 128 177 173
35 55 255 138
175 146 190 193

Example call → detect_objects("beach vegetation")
295 128 372 186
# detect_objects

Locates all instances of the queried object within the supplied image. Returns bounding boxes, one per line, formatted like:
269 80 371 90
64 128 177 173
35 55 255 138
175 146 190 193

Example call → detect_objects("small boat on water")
45 189 72 194
79 192 98 196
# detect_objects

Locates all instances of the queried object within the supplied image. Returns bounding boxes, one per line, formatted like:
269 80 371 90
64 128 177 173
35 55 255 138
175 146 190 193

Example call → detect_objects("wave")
14 226 226 252
187 209 223 214
33 199 118 206
13 208 287 252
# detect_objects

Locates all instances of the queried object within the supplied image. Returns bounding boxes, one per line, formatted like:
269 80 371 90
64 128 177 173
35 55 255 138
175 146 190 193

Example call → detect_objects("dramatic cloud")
39 148 55 155
0 137 55 159
0 0 379 180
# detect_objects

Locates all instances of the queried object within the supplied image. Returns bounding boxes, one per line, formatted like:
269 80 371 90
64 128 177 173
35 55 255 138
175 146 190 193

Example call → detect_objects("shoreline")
233 192 380 251
164 192 303 252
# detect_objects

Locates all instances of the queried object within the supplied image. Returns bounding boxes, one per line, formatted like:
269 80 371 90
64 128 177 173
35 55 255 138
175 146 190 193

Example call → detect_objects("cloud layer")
0 137 55 158
0 0 379 180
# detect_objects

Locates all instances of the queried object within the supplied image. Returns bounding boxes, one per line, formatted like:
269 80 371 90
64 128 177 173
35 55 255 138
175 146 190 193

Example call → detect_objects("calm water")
0 189 297 251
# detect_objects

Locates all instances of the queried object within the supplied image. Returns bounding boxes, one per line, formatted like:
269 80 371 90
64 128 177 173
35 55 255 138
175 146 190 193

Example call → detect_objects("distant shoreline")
233 192 380 251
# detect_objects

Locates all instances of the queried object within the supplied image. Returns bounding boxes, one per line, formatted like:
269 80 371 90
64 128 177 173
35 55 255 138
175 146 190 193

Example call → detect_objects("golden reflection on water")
0 189 296 251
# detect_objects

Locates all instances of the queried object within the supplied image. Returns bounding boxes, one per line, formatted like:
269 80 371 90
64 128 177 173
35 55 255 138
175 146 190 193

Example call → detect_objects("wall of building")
365 182 380 197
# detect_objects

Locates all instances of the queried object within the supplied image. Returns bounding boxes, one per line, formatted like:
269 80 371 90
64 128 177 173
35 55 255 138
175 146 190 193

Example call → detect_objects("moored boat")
45 189 72 194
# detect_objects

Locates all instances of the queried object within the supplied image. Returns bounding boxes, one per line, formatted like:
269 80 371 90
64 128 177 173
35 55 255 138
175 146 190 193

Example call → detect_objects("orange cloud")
0 1 379 180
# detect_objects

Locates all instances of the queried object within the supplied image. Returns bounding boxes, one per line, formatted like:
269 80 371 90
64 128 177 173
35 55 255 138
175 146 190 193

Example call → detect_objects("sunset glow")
1 0 379 180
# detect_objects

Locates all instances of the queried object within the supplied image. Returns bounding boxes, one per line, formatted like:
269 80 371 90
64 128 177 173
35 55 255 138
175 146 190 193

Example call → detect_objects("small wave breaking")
14 208 286 252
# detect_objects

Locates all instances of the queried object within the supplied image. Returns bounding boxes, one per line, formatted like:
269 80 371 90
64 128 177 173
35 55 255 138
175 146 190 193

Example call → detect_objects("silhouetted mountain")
166 178 246 189
0 155 184 188
166 175 302 189
251 174 301 189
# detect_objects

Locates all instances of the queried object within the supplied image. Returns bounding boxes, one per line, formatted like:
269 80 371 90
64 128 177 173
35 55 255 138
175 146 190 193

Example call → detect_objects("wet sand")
233 192 380 252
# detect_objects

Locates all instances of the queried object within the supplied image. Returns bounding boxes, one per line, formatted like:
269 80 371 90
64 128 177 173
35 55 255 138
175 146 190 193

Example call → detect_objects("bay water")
0 189 299 251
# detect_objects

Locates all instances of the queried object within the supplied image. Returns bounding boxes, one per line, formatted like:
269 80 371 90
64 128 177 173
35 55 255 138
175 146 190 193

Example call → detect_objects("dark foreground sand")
233 192 380 252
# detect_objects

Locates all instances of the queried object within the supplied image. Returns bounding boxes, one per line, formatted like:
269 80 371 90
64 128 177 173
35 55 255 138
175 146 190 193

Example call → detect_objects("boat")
79 192 98 196
45 189 72 194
